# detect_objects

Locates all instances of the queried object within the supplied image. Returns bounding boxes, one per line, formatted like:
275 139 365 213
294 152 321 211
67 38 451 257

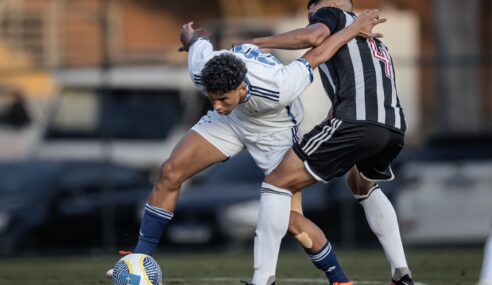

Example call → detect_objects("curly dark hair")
201 53 247 94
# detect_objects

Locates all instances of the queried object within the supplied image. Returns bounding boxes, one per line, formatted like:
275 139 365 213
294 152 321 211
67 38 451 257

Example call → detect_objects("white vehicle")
397 135 492 244
30 67 204 177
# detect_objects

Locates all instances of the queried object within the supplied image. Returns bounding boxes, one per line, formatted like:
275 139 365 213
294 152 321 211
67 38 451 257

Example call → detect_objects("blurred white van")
1 67 205 179
397 134 492 244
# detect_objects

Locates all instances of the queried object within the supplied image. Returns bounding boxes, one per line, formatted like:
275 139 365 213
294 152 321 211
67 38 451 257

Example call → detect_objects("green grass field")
0 247 483 285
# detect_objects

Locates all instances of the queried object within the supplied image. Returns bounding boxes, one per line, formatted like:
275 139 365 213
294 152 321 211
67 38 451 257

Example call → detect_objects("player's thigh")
165 131 228 180
246 127 296 175
265 148 317 192
168 111 244 179
294 118 382 183
191 110 245 157
356 127 404 183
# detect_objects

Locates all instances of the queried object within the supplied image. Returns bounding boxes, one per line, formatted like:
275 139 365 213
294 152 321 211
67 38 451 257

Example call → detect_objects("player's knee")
264 172 300 193
264 173 290 192
347 168 372 196
346 170 359 194
264 171 282 187
158 159 186 189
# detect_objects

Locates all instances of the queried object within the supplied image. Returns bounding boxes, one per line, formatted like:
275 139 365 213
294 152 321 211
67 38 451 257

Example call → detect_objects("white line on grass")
165 277 427 285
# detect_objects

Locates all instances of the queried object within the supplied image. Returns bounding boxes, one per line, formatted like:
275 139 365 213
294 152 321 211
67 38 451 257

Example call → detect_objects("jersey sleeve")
308 7 343 34
277 58 314 105
188 38 223 94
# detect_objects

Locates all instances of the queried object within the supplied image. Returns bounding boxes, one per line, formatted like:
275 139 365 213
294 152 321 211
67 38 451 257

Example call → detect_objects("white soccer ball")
112 253 163 285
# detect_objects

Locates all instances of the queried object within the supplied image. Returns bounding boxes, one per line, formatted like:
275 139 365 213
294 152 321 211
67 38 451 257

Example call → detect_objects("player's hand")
179 22 210 52
179 22 195 52
354 9 386 38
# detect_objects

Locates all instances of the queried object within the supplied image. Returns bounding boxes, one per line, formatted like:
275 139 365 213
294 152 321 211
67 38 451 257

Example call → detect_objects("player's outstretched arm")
178 22 220 95
245 23 331 50
302 9 386 69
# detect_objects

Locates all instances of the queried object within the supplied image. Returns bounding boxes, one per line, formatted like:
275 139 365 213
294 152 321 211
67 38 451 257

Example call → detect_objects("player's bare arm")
302 9 386 69
243 7 384 50
248 23 331 50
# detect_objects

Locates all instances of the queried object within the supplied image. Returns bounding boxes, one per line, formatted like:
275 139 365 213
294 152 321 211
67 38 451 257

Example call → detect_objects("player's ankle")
393 267 412 280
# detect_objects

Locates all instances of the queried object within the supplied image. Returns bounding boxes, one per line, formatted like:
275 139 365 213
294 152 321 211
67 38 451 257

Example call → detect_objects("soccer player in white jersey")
106 10 385 285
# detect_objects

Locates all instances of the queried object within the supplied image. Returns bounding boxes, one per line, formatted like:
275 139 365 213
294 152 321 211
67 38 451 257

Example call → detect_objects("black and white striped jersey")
310 7 407 133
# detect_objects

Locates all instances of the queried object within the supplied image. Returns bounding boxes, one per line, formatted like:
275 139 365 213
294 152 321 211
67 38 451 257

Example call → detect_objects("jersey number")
368 39 393 79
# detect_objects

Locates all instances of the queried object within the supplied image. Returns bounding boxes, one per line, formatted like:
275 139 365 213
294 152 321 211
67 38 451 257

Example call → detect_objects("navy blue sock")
134 203 173 255
309 242 349 284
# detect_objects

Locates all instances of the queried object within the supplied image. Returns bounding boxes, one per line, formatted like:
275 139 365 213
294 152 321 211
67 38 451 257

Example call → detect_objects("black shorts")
293 118 404 183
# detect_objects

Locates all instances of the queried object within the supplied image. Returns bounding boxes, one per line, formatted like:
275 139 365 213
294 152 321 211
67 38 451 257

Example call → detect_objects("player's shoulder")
230 44 284 69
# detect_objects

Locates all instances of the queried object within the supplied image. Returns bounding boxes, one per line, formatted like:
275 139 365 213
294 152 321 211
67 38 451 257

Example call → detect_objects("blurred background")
0 0 491 264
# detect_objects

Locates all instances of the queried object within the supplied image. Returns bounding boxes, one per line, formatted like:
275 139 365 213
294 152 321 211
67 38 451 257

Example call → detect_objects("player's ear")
237 82 248 98
238 81 247 92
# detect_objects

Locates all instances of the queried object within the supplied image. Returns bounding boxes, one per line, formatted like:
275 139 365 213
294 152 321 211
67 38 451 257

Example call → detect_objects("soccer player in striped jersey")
244 1 414 285
105 10 385 285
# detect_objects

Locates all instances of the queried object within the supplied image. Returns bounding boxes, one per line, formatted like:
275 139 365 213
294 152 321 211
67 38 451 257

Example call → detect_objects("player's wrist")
185 29 210 51
347 24 361 37
297 58 315 82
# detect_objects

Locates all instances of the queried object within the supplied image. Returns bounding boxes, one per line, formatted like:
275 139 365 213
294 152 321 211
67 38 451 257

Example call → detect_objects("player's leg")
251 118 354 285
289 194 350 285
289 193 328 252
347 168 411 279
282 118 412 284
135 131 228 255
257 118 368 285
135 111 244 255
479 231 492 285
245 127 318 285
350 127 413 284
249 149 317 285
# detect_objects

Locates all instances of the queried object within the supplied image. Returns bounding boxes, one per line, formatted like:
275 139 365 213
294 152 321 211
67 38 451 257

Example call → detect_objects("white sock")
357 187 409 276
480 232 492 283
252 182 292 285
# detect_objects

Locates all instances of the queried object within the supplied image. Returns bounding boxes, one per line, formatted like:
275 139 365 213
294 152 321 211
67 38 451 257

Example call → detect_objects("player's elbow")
303 32 322 47
305 25 330 47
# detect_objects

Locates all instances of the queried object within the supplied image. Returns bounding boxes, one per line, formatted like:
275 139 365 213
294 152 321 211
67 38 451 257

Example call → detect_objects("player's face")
208 83 247 116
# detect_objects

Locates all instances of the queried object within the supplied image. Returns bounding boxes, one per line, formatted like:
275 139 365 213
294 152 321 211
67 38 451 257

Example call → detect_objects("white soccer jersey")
188 39 314 132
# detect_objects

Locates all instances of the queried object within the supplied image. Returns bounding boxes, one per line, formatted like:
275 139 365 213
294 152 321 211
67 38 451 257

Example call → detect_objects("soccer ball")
112 253 163 285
